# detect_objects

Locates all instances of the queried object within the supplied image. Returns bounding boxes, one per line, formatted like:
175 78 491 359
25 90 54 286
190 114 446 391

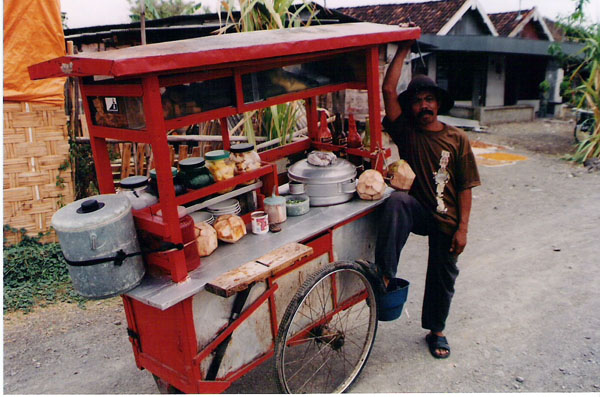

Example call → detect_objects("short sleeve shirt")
383 115 481 235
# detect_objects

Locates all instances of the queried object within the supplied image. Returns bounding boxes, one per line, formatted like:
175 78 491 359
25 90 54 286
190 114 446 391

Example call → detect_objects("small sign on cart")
105 97 119 112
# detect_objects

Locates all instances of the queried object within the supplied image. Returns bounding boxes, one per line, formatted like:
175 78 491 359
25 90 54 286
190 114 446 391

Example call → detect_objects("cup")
251 211 269 235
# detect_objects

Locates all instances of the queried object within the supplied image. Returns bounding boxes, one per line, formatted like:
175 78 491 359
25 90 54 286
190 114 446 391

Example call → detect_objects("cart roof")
29 22 420 79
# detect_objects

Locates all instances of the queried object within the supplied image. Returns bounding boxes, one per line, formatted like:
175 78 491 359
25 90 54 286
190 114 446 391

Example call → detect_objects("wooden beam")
205 243 313 297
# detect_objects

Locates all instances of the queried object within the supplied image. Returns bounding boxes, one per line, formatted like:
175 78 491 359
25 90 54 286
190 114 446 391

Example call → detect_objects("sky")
61 0 600 29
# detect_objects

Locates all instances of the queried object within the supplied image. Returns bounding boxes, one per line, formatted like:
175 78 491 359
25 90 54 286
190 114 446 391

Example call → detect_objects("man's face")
410 90 439 126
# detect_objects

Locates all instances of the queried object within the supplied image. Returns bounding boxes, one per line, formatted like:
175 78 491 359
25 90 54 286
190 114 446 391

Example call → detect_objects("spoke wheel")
275 262 378 393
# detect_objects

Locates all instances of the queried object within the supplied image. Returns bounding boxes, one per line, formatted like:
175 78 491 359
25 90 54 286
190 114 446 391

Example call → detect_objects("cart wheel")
275 261 378 393
152 375 183 394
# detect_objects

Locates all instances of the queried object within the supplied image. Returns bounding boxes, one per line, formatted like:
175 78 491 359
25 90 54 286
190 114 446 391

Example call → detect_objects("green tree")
218 0 318 146
128 0 204 22
553 0 600 163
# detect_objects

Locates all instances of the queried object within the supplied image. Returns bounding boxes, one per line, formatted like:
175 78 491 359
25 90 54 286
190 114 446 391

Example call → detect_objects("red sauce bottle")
318 111 333 144
347 113 362 148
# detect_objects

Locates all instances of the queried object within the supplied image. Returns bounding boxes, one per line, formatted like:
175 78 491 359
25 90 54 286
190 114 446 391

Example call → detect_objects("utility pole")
141 0 147 45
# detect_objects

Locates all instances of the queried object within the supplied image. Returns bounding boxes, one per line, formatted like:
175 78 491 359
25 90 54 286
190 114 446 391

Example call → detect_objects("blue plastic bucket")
377 278 410 321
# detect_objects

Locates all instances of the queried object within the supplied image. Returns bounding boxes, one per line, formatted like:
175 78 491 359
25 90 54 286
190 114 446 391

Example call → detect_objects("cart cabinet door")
332 210 378 263
193 283 271 379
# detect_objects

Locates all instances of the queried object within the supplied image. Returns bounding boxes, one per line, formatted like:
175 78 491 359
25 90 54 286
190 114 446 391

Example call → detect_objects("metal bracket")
127 328 142 352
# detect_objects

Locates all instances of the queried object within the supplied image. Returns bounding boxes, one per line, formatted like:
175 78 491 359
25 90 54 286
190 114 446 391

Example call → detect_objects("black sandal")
425 333 451 359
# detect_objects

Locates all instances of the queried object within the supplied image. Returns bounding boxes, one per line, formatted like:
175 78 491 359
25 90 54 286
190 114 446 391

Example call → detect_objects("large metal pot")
51 194 145 299
287 157 357 206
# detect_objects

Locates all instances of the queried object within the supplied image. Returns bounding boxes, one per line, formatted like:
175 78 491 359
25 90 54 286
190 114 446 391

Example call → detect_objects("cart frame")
29 22 420 393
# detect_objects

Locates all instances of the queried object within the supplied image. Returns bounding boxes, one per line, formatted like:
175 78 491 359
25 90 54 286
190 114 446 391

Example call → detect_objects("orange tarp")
4 0 66 105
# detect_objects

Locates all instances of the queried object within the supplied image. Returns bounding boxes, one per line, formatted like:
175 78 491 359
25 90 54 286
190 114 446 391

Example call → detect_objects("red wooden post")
220 117 230 150
365 46 384 170
79 82 116 194
142 76 188 282
305 97 318 141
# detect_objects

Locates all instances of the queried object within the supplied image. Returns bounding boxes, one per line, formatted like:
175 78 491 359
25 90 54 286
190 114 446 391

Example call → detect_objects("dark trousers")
375 191 459 333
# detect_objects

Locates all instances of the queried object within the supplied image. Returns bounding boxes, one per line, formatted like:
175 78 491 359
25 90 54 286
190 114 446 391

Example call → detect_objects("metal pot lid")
288 157 356 184
51 194 132 232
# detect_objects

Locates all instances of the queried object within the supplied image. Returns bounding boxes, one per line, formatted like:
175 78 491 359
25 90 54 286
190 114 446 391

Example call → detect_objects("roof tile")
335 0 467 34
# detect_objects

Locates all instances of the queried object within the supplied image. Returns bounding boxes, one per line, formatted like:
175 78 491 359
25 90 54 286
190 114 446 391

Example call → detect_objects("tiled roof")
334 0 468 34
543 17 565 41
488 8 535 37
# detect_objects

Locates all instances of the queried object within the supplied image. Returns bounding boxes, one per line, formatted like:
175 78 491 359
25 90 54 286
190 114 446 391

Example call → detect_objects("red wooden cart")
30 22 420 393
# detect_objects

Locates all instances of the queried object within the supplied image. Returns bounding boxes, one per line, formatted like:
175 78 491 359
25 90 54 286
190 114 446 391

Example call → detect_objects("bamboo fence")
3 101 75 245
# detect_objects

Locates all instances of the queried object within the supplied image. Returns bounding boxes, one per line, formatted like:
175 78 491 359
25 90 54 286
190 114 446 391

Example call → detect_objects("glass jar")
229 143 261 185
178 157 213 190
205 150 235 193
149 167 186 197
118 175 158 210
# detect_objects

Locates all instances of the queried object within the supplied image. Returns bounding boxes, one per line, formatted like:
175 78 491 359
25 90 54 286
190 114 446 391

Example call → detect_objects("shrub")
3 227 87 313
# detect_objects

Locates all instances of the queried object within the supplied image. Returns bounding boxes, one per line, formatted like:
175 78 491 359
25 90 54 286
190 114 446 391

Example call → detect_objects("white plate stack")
207 199 241 217
189 211 215 225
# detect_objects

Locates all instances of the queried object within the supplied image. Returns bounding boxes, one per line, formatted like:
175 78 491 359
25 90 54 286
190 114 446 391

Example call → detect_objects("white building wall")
486 54 505 107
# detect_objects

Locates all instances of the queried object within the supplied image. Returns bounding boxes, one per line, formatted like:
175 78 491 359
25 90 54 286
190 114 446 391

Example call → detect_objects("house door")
472 69 486 107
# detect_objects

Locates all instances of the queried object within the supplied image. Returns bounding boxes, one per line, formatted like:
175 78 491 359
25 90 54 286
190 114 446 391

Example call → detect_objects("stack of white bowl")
207 199 241 217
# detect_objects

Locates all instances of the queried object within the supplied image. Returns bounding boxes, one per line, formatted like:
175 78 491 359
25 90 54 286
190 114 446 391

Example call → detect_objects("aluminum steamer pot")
51 194 145 299
287 157 357 206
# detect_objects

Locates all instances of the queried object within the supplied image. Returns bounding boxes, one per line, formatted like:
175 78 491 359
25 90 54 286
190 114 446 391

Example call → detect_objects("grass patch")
3 229 87 313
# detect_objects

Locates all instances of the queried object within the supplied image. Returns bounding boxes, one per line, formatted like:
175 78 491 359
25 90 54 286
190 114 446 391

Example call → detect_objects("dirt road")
4 120 600 393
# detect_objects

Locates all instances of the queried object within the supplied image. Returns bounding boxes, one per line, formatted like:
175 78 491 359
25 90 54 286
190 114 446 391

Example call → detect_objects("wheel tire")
575 118 595 143
275 261 378 393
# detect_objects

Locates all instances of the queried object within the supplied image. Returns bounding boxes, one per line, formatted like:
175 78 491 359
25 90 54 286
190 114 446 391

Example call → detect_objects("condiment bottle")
347 113 362 148
332 112 347 148
362 117 371 149
317 111 333 144
346 113 364 169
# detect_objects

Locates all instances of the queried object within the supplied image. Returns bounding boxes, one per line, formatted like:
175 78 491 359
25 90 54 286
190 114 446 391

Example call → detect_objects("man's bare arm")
382 41 413 122
450 188 472 255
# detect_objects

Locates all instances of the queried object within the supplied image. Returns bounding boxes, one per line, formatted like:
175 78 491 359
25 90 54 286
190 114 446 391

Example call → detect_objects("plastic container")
230 143 261 185
118 175 158 210
149 167 186 197
264 192 287 225
205 150 235 193
285 194 310 217
178 157 213 189
377 278 410 321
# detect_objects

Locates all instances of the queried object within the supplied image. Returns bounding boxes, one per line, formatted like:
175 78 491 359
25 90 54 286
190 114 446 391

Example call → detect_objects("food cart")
29 22 420 393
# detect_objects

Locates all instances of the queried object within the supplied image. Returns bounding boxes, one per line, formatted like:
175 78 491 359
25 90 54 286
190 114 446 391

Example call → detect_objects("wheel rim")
279 268 377 393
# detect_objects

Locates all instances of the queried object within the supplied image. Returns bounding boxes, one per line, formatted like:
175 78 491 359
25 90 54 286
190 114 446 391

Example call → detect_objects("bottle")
318 111 333 144
346 113 364 170
347 113 362 149
332 112 347 147
362 117 371 149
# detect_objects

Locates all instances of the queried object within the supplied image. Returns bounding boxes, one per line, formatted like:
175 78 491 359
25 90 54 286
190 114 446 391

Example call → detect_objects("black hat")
398 74 454 115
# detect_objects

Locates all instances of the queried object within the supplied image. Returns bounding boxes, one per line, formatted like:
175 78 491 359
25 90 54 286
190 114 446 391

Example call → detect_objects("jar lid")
205 150 230 161
264 193 286 206
120 175 149 189
178 157 205 170
149 167 177 179
230 143 255 153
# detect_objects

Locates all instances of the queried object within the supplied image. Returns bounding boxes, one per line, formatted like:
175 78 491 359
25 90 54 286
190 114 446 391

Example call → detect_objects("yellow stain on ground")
470 140 528 167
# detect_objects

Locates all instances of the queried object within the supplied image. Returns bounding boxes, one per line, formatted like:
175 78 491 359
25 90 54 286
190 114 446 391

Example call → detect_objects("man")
376 42 481 359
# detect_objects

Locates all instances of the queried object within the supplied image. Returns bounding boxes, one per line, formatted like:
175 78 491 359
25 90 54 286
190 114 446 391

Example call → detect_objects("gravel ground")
4 119 600 394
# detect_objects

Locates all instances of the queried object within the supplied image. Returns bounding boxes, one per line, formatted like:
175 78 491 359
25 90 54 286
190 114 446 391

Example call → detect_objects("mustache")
417 109 434 118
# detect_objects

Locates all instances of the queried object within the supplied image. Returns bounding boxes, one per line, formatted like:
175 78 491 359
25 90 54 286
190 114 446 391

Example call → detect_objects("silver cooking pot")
287 157 357 206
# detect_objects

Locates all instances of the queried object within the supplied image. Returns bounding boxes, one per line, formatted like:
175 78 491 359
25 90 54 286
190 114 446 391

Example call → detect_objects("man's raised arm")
382 41 413 122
